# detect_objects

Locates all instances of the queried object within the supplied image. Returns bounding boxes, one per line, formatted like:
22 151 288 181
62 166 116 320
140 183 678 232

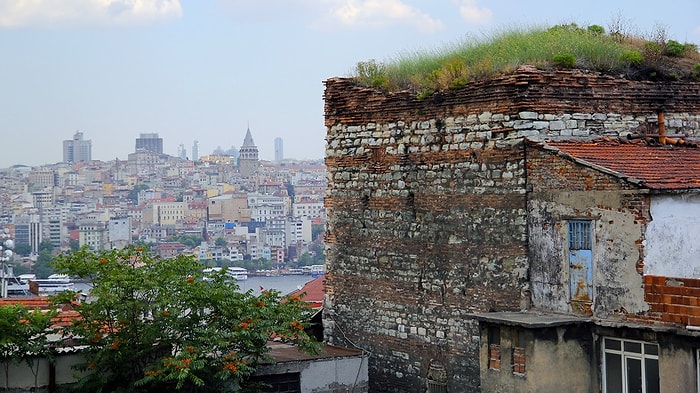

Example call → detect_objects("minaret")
238 126 259 178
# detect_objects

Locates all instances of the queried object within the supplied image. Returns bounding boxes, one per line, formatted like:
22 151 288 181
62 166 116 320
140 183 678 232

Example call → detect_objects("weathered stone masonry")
323 66 700 392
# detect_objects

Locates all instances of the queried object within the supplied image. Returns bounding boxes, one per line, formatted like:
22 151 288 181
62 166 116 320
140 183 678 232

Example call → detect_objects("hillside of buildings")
0 132 327 278
353 23 700 96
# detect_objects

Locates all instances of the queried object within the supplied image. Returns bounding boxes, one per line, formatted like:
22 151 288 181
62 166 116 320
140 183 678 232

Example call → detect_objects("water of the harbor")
73 274 315 297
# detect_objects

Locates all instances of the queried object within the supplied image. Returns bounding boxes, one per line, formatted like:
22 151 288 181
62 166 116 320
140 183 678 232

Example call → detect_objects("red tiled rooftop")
0 297 81 327
540 138 700 190
287 276 324 309
0 297 52 309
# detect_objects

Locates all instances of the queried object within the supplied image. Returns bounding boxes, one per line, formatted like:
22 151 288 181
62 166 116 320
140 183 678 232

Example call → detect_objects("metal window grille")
568 221 592 250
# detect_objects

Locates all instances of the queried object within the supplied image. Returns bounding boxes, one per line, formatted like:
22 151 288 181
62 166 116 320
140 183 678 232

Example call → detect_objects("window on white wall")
603 337 659 393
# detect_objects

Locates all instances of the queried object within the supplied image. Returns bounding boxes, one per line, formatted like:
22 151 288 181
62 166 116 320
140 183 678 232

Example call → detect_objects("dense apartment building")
78 221 108 250
0 126 325 275
135 133 163 154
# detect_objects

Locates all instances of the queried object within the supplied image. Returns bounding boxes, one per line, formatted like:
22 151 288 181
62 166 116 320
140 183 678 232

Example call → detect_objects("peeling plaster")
645 194 700 278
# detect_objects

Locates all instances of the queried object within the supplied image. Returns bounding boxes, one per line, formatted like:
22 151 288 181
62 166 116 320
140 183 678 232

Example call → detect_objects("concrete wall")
0 353 83 392
526 143 649 317
645 194 700 278
255 355 369 393
480 325 594 393
657 334 698 393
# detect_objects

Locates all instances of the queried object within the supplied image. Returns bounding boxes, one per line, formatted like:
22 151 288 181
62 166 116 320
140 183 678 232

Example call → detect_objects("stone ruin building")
322 65 700 392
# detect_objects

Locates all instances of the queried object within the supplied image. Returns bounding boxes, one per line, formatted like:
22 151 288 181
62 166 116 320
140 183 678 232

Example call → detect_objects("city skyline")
1 1 698 168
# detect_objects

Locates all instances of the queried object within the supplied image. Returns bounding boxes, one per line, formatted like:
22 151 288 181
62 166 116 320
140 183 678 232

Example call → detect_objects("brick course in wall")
323 67 700 392
640 275 700 326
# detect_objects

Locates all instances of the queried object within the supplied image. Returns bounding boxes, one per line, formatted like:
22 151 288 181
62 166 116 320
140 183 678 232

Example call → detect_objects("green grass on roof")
353 24 700 96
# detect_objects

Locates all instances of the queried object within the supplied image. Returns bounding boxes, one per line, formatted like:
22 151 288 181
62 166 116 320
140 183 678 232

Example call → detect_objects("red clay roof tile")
541 138 700 190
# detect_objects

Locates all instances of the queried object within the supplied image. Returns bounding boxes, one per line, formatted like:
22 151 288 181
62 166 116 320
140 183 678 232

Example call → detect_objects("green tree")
52 246 318 392
0 304 57 391
69 239 80 251
127 184 150 204
167 234 203 249
12 243 32 257
311 224 325 242
0 304 26 390
214 237 228 248
34 242 55 278
38 240 53 254
297 252 312 267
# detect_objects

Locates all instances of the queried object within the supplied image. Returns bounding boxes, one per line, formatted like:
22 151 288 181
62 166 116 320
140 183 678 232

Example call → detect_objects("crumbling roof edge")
525 137 645 187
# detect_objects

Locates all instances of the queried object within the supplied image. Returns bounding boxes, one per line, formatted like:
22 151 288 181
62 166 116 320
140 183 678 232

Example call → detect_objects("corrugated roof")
540 138 700 190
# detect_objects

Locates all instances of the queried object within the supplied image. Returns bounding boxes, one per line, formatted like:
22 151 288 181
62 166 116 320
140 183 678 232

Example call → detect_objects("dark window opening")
247 372 301 393
488 326 501 370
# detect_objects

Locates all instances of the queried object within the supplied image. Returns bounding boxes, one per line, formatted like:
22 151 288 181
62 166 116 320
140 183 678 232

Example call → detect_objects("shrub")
643 41 664 63
587 25 605 35
621 50 644 66
356 60 389 89
429 58 470 90
552 53 577 68
666 40 686 57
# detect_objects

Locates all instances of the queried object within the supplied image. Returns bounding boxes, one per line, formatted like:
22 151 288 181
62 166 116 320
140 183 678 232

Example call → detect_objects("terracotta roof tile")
287 277 324 309
541 138 700 190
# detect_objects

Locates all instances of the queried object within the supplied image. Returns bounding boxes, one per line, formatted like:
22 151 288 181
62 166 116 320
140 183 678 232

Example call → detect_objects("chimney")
657 109 666 144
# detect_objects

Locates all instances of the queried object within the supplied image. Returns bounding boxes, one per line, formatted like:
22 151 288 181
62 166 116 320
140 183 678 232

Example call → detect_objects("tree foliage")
34 240 56 278
166 233 204 249
52 246 318 392
214 237 228 248
0 303 57 390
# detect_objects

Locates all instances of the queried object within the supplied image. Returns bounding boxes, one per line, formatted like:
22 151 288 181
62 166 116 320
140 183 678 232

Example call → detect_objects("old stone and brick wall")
323 67 700 392
525 142 650 316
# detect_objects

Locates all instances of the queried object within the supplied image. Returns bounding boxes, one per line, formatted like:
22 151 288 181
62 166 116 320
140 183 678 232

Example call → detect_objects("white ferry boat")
203 267 248 281
30 274 75 295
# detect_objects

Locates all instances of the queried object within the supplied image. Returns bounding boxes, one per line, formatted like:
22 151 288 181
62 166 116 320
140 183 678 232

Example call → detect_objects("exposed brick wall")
641 275 700 326
323 67 700 392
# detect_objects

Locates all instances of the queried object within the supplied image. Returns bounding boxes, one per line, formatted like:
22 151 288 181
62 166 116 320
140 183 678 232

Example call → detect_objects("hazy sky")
1 0 698 168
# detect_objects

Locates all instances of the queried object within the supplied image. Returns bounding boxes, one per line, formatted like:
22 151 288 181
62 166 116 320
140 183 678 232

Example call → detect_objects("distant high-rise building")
178 144 187 159
192 140 199 161
63 131 92 163
135 133 163 154
274 137 283 163
14 214 42 255
239 127 259 178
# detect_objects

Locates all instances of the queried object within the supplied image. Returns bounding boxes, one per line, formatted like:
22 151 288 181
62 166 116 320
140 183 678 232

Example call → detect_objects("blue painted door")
569 221 593 303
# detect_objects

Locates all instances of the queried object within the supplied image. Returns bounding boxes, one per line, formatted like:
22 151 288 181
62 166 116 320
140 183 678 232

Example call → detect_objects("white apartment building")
247 194 287 223
108 216 132 249
145 202 186 226
285 217 312 246
79 221 108 250
292 200 325 220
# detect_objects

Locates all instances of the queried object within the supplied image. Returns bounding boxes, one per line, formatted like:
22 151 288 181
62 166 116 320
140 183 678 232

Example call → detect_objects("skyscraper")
135 133 163 154
178 144 187 160
238 127 259 178
192 140 199 161
274 137 283 163
63 131 92 163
